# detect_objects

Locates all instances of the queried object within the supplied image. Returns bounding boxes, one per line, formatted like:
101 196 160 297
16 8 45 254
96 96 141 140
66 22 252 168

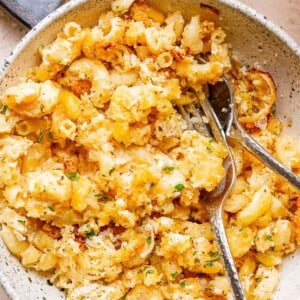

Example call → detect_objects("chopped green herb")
95 193 109 202
206 146 212 153
109 167 115 175
17 220 25 224
102 280 108 286
65 172 79 181
194 258 200 263
271 107 276 116
86 230 96 239
209 251 220 259
179 280 186 287
145 268 155 275
1 105 8 114
146 236 152 244
174 183 185 192
204 261 214 267
265 235 273 241
47 206 54 212
162 166 175 173
47 131 53 139
37 132 44 143
170 271 178 278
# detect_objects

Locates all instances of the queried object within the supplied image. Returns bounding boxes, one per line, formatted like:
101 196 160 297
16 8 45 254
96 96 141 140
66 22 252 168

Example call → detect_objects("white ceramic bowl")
0 1 299 299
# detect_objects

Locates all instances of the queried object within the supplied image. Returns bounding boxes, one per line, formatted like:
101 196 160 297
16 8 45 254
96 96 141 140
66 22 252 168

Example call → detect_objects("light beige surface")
0 0 299 299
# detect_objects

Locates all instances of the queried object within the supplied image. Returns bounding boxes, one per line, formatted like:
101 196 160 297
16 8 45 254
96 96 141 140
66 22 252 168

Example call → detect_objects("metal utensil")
0 0 64 28
208 76 300 190
178 99 246 300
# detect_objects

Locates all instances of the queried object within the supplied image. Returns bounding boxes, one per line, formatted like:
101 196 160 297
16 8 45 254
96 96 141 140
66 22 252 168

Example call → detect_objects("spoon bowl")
207 73 300 190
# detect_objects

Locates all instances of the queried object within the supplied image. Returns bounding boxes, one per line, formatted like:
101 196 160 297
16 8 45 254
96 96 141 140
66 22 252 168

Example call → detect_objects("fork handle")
210 210 246 300
232 123 300 190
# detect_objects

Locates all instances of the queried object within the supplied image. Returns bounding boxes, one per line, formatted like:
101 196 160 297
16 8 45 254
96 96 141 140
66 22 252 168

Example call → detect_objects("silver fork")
178 99 246 300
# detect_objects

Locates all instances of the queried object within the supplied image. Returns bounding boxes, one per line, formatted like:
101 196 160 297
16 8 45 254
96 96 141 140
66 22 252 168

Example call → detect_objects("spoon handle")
199 96 246 300
233 123 300 190
210 210 246 300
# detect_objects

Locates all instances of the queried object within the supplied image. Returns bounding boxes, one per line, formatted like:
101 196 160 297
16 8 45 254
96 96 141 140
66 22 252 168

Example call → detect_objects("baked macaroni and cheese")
0 0 299 299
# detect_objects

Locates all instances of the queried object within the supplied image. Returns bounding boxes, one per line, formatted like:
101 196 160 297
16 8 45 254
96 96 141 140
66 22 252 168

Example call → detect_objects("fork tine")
178 103 213 137
176 97 246 300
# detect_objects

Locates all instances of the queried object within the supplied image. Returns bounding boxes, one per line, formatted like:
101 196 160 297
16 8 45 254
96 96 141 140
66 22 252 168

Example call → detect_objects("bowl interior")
0 0 299 299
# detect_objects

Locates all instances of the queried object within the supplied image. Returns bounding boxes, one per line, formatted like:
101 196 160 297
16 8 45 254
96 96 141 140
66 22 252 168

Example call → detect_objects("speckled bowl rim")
0 0 299 299
0 0 299 79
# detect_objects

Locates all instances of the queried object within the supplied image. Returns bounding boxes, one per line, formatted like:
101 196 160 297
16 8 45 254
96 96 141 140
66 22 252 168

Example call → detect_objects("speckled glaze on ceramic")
0 0 299 299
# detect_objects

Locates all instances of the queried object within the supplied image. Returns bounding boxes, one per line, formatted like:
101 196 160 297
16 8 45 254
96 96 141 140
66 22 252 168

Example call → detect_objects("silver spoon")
178 99 246 300
208 75 300 191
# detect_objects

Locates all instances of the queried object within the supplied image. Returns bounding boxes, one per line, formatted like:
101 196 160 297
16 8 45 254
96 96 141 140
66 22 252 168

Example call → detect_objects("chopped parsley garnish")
174 183 185 192
95 193 109 202
47 205 54 212
109 167 115 175
265 235 273 241
17 220 25 224
179 280 186 287
145 268 154 275
170 271 178 278
204 261 214 267
162 166 175 173
146 236 152 244
194 258 200 263
37 132 44 143
47 131 53 139
86 230 96 239
209 251 220 259
65 172 79 181
1 105 8 114
206 146 213 153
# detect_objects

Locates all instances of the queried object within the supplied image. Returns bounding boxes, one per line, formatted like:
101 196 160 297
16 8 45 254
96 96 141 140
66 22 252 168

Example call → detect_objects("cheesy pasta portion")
0 1 299 299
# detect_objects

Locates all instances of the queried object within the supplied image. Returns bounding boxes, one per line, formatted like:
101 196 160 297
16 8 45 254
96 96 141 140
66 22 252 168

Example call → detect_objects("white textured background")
0 0 299 299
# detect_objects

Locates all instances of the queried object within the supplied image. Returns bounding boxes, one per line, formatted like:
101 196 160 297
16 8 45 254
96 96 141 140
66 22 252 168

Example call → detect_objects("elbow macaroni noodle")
0 1 299 299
